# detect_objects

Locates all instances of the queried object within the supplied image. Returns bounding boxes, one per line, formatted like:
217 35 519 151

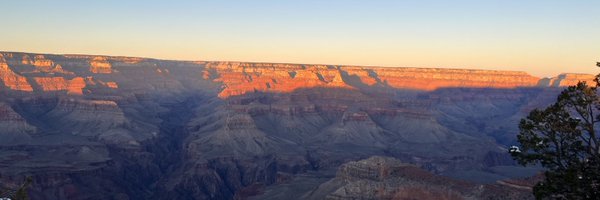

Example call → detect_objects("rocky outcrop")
206 63 350 98
316 111 389 147
105 81 118 88
83 77 119 90
44 99 130 140
89 57 112 74
539 73 597 87
185 104 305 160
305 156 533 200
31 55 54 70
18 54 74 74
33 77 86 95
0 103 35 144
0 54 33 91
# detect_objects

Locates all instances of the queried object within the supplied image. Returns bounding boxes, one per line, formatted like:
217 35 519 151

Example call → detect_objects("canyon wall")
303 156 534 200
205 62 568 98
0 51 596 200
1 52 595 98
0 54 33 91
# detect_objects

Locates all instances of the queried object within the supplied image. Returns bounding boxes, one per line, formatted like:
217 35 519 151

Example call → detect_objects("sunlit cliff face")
0 52 596 99
206 63 545 98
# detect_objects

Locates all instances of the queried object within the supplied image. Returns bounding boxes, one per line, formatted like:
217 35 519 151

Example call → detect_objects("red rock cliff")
33 77 86 95
547 73 596 87
205 62 544 98
0 52 595 98
0 54 33 91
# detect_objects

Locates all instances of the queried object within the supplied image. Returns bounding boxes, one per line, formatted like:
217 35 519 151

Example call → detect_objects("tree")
511 72 600 199
0 177 32 200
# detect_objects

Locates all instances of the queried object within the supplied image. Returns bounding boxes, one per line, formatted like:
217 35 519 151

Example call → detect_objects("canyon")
301 156 535 199
0 51 595 199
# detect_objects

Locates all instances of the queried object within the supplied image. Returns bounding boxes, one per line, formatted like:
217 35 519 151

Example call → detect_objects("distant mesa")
208 63 594 98
538 73 597 87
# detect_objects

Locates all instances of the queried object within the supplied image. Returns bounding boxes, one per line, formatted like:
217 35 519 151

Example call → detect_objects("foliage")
511 74 600 199
0 177 32 200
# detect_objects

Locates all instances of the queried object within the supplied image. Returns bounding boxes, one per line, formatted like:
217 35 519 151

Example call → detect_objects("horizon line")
0 49 593 78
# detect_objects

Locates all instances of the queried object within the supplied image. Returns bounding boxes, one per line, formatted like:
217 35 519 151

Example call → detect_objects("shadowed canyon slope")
300 156 534 200
0 51 595 199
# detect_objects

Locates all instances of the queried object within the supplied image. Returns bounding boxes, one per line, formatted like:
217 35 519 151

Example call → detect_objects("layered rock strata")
0 54 33 91
206 63 545 98
0 51 595 200
0 52 595 98
306 156 533 200
0 103 35 144
33 77 86 95
89 56 113 74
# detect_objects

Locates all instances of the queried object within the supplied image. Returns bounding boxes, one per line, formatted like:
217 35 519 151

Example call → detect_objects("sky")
1 0 599 77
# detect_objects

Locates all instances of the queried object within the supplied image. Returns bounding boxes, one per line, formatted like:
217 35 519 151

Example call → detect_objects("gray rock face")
0 102 35 144
303 156 533 200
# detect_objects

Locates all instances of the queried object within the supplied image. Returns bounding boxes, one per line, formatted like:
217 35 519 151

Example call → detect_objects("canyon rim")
0 51 595 199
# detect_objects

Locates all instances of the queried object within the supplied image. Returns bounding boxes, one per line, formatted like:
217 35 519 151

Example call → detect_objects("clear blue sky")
1 0 599 77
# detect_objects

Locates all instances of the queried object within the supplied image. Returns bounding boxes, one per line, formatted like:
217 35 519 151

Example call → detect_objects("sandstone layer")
33 77 86 95
206 62 547 98
0 54 33 91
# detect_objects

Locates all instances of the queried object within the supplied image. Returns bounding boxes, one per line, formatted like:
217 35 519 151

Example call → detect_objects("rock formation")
19 54 74 74
89 56 113 74
0 102 35 144
541 73 597 87
303 156 534 200
0 51 595 200
33 77 86 95
0 54 33 91
206 63 543 98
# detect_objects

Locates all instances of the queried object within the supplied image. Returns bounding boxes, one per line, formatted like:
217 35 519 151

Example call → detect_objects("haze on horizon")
1 0 599 77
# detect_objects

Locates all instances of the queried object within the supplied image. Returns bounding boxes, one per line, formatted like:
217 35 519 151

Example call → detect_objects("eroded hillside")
0 51 594 199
